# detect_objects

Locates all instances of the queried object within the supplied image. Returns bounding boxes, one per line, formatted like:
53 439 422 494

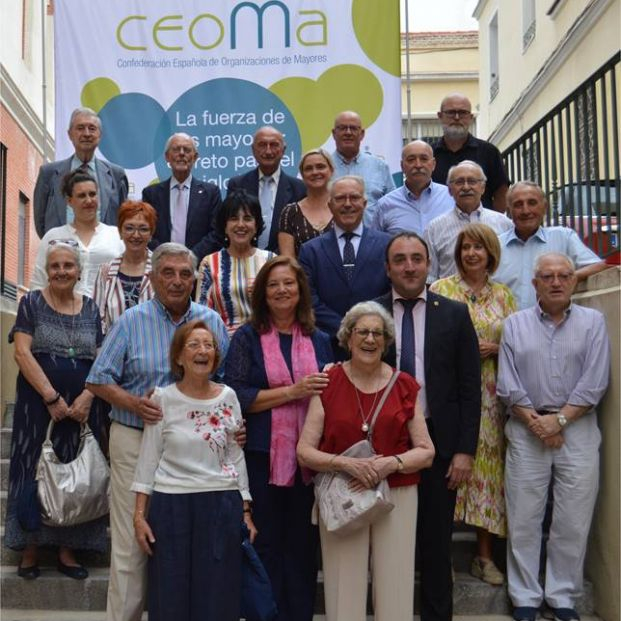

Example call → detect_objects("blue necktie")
342 232 356 283
399 298 418 377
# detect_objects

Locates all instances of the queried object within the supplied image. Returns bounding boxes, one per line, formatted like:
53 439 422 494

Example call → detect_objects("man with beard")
432 94 509 213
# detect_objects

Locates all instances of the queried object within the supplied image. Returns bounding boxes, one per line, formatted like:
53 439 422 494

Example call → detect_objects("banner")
54 0 401 196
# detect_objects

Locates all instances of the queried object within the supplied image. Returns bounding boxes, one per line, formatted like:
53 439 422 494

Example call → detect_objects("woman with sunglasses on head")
31 170 125 297
93 201 157 335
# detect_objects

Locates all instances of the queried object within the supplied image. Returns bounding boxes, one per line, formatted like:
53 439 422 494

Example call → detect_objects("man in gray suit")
34 107 128 238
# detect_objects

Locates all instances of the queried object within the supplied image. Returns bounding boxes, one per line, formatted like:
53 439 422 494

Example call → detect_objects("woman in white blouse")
30 170 125 297
132 319 257 621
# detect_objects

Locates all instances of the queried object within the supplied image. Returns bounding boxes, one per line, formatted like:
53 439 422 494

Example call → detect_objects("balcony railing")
502 53 620 261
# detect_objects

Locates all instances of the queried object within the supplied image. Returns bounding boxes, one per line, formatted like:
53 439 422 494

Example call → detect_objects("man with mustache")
34 107 128 237
432 93 509 212
372 140 454 236
425 160 512 281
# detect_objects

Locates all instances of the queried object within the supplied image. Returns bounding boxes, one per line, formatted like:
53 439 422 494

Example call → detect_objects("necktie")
399 298 419 377
258 175 273 248
171 183 187 244
342 232 356 283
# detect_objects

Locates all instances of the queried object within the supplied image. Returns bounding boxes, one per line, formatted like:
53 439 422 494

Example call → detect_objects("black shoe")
57 560 88 580
513 607 538 621
552 608 580 621
17 564 40 580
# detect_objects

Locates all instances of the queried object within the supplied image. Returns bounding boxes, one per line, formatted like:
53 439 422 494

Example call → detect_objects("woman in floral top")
430 223 516 587
132 320 256 621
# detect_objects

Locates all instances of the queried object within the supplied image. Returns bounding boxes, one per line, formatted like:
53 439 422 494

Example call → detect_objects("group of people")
4 97 611 621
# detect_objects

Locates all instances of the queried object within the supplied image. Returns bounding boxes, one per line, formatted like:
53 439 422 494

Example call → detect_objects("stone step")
1 457 9 490
0 565 595 615
1 426 11 459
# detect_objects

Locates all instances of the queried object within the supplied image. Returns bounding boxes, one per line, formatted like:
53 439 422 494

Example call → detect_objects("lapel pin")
434 301 439 306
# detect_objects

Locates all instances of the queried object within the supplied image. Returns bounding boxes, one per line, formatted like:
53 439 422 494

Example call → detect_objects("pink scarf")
260 322 317 486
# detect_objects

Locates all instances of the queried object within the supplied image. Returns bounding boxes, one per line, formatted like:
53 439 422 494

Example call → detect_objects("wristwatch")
556 413 568 428
394 455 404 472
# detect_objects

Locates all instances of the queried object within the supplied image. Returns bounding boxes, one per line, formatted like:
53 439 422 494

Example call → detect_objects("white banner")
54 0 401 196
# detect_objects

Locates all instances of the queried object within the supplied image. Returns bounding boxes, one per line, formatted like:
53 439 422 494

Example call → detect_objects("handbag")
36 420 110 527
240 523 278 621
314 371 400 536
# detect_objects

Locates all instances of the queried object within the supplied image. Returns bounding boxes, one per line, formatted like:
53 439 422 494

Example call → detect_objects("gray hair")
151 243 198 274
534 252 575 275
447 159 487 184
164 132 197 154
337 301 395 354
45 241 82 272
68 107 101 131
328 175 367 199
507 180 546 206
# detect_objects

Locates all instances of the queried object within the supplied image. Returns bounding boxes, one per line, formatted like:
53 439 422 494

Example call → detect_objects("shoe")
17 564 40 580
552 608 580 621
57 560 88 580
471 556 504 585
513 607 538 621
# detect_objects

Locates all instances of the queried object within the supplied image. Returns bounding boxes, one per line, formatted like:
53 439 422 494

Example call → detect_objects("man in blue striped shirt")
497 252 610 621
87 243 228 621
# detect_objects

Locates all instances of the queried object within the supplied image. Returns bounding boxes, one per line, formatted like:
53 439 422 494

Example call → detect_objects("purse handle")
366 370 400 442
44 419 93 444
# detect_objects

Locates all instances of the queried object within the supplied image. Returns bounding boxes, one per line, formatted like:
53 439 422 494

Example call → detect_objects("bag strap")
367 370 400 440
44 419 92 443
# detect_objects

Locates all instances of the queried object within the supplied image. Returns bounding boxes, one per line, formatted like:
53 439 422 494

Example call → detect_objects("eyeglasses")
168 145 195 154
185 340 215 351
122 225 151 235
334 124 362 133
254 141 283 151
440 109 472 118
536 272 574 284
49 239 79 248
352 328 385 340
449 177 485 187
332 193 365 205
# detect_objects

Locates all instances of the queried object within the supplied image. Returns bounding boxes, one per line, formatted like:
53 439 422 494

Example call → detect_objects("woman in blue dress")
5 241 107 580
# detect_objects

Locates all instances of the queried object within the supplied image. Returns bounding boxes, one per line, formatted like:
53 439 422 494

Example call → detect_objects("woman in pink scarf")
224 256 333 621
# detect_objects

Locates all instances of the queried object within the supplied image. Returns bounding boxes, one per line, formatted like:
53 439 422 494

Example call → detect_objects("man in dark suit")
298 175 391 359
376 232 481 621
142 133 222 263
226 126 306 252
34 107 128 237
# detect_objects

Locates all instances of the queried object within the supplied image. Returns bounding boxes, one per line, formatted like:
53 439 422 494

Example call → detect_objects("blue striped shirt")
86 298 229 429
497 303 610 412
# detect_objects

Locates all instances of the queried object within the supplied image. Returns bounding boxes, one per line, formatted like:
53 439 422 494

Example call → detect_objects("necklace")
349 366 384 433
48 290 77 358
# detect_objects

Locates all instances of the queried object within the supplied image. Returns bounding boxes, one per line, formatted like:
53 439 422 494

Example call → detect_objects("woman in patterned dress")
430 223 516 586
196 190 274 335
278 149 334 257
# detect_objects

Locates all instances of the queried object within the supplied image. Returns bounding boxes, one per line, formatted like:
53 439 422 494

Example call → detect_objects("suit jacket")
376 290 481 459
298 227 392 344
226 168 306 252
34 156 128 238
142 176 222 263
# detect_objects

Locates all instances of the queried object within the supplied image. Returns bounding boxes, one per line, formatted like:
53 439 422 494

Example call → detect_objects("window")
489 13 499 101
522 0 536 51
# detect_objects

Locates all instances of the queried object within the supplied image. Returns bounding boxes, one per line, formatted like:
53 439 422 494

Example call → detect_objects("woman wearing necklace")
224 255 332 621
93 200 157 335
196 190 274 335
31 170 125 297
297 301 435 621
430 223 516 586
6 242 107 580
278 149 334 257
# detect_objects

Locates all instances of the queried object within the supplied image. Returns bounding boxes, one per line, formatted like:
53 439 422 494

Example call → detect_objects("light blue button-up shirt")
372 182 454 237
494 226 602 310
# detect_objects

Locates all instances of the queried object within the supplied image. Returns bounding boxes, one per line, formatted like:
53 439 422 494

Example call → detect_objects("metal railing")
502 53 620 261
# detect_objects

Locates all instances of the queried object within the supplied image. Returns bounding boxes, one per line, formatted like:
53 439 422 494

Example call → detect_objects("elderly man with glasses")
432 93 509 212
425 160 512 281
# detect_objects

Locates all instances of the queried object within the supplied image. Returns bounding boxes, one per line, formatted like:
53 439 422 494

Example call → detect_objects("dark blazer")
142 176 222 263
376 290 481 459
298 227 392 341
34 156 128 238
226 168 306 252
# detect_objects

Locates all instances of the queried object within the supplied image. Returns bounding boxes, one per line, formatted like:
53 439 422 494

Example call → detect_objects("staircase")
0 403 597 619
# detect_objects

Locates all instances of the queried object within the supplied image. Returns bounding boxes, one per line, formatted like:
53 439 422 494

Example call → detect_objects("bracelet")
328 454 337 470
44 392 61 406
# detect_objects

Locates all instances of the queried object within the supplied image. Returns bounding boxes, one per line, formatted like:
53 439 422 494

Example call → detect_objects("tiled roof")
401 31 479 49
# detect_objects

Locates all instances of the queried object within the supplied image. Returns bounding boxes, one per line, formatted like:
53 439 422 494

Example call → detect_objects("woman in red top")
297 300 435 621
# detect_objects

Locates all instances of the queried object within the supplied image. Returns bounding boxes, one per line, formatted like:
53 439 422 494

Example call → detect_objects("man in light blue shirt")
87 243 228 621
494 181 606 309
331 111 395 226
372 140 454 237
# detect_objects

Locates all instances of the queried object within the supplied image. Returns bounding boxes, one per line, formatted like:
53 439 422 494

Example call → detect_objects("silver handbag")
314 371 399 536
36 420 110 526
